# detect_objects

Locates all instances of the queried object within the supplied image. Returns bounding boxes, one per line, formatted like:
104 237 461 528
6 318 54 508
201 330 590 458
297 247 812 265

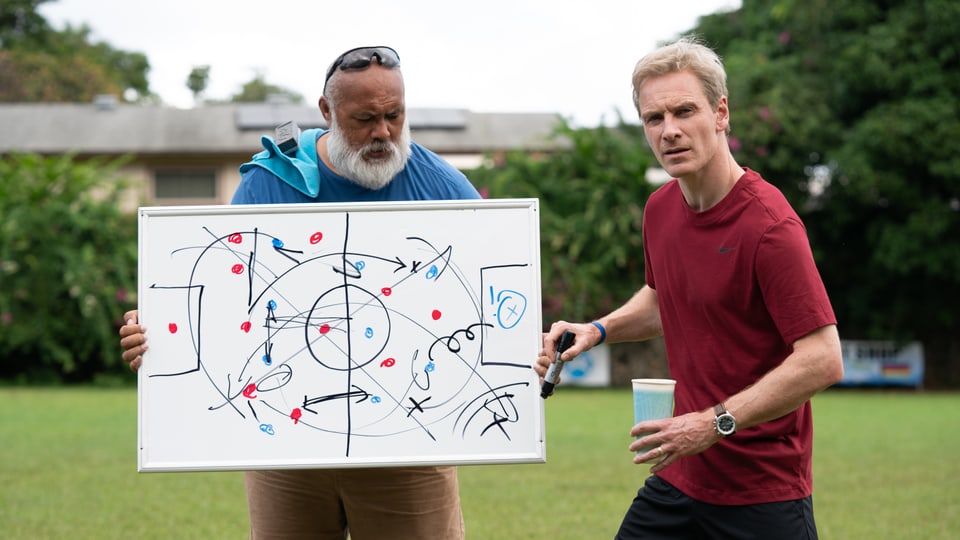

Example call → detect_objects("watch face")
717 414 736 435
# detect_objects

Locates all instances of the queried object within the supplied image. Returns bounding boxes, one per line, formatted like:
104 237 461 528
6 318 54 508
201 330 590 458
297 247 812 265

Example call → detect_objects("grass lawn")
2 386 957 539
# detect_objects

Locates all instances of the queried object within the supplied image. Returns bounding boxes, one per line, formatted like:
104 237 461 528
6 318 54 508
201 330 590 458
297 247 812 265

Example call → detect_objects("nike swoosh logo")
718 247 736 253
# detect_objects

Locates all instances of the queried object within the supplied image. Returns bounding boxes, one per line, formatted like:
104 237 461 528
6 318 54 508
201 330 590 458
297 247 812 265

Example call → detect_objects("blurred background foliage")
0 0 151 102
0 154 138 383
473 0 959 386
695 0 960 386
469 120 655 327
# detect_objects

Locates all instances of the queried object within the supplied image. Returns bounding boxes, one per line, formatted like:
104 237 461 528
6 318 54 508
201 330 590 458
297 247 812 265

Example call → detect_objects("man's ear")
716 96 730 133
319 96 332 124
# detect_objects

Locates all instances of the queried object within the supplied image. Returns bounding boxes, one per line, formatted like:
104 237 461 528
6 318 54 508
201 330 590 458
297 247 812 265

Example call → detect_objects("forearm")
724 324 844 430
596 285 663 344
540 285 662 366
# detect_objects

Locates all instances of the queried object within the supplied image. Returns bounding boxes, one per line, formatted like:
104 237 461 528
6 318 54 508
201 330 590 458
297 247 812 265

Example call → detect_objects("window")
154 169 217 201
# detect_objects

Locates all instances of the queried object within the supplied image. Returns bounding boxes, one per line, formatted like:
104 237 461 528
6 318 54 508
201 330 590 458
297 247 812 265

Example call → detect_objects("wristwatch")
714 403 737 437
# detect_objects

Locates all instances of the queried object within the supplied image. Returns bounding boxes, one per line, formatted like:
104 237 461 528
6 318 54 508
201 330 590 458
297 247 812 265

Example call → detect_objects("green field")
2 387 957 539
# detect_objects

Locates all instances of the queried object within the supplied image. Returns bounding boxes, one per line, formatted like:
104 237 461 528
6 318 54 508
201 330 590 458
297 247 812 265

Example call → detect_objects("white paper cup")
632 378 676 453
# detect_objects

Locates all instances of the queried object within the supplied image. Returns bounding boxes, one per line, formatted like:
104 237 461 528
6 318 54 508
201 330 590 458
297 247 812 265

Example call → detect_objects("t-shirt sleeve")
407 143 481 200
231 171 258 205
428 161 481 200
453 174 482 199
756 217 837 344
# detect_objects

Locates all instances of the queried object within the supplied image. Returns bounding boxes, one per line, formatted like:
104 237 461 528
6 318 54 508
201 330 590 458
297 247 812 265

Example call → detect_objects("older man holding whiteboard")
120 45 480 540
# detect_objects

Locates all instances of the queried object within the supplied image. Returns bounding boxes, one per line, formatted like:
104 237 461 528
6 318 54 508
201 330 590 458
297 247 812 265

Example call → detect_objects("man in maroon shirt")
537 37 843 539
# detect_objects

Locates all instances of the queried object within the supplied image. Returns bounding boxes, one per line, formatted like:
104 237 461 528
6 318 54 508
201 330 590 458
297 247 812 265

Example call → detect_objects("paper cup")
632 378 676 453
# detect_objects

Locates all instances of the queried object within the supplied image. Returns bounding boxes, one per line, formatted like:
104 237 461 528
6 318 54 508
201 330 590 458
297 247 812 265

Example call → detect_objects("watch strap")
713 402 736 436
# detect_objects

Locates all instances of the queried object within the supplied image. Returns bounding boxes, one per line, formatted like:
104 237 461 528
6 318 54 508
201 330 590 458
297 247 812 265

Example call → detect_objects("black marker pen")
541 330 575 399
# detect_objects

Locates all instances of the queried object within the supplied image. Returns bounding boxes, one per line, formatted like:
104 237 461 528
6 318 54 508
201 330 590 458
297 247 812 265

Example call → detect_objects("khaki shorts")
245 466 463 540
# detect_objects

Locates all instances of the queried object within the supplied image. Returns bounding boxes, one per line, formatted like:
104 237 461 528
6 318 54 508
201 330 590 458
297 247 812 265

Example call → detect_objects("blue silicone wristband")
591 321 606 345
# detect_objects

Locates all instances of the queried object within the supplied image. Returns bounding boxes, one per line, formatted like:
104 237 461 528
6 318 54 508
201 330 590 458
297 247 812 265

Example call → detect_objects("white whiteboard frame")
137 199 544 472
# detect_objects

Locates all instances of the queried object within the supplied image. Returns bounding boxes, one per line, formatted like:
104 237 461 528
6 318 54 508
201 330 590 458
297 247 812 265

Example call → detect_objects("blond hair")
631 36 728 112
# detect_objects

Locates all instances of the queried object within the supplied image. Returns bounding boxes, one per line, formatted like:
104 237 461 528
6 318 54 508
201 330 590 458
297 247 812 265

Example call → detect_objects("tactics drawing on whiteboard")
137 200 543 472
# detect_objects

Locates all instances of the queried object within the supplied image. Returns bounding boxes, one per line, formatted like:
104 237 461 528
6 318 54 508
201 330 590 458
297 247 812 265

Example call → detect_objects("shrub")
0 153 138 382
469 118 656 326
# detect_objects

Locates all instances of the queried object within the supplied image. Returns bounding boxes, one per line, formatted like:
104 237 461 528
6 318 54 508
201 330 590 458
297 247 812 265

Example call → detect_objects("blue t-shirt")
232 133 480 204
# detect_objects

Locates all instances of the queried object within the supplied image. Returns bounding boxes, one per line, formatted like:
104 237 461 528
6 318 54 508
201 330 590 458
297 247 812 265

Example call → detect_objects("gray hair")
323 65 403 104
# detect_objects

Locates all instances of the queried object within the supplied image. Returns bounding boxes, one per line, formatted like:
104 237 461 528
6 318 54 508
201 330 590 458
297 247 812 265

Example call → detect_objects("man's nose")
370 117 391 139
661 115 681 140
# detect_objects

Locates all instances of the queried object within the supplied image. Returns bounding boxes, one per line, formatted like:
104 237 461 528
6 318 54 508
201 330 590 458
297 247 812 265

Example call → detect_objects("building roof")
0 101 563 157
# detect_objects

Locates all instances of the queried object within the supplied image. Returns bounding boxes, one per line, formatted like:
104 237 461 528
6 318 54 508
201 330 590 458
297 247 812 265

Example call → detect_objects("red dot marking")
228 233 242 244
319 324 330 334
290 408 302 424
431 310 442 320
381 287 392 296
243 383 257 399
240 321 252 333
380 357 396 368
231 264 245 275
310 232 323 244
168 323 178 334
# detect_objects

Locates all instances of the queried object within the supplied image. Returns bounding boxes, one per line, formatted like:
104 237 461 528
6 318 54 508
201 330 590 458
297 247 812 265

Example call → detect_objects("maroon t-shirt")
643 168 836 505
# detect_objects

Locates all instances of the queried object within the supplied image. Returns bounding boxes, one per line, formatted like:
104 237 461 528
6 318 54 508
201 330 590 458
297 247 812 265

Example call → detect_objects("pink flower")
728 136 742 152
758 107 771 121
779 32 791 44
1 312 12 325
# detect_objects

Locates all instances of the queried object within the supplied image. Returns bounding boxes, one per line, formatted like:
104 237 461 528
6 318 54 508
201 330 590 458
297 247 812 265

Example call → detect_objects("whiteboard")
137 199 544 472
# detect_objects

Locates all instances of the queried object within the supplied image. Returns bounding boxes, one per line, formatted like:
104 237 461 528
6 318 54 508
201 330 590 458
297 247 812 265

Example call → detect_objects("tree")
468 117 655 326
692 0 960 386
186 65 210 104
0 1 151 102
0 48 123 102
230 72 304 104
0 154 139 382
0 0 51 49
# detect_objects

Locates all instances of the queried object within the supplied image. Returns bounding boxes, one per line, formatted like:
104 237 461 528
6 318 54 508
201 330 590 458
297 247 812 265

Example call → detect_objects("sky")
39 0 741 127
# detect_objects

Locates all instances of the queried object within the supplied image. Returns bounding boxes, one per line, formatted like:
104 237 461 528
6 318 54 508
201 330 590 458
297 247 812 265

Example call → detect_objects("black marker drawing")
138 202 543 471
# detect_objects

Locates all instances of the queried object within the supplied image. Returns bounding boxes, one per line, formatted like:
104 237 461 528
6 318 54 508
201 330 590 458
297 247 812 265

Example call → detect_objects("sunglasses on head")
323 46 401 92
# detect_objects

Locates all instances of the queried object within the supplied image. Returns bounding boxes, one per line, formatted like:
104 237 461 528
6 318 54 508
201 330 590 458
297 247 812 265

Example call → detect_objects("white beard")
326 117 412 191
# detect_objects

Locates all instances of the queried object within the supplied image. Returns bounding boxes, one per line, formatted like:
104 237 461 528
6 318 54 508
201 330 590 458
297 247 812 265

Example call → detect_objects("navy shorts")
615 475 818 540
